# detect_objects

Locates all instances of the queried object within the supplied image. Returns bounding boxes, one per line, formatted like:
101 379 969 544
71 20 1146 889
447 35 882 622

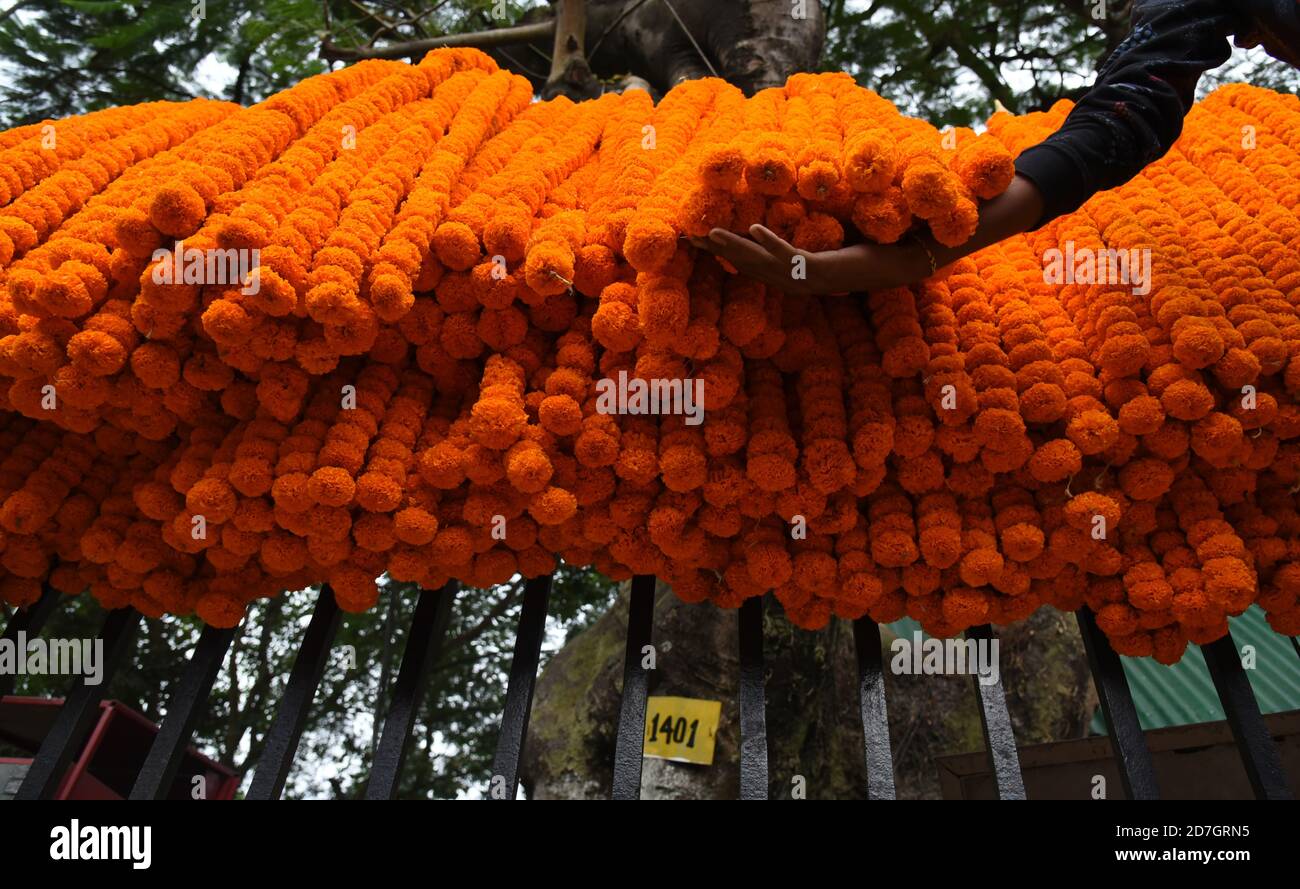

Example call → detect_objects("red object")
0 696 238 799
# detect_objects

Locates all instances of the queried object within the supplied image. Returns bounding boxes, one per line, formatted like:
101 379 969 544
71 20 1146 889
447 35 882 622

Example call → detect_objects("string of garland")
1 48 1298 663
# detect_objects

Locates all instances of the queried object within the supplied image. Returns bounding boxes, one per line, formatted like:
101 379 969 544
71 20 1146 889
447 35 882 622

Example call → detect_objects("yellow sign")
643 696 721 765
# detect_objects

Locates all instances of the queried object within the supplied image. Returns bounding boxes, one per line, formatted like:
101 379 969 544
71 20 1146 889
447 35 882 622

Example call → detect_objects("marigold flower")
851 187 912 244
843 131 895 192
1027 438 1081 483
150 183 207 238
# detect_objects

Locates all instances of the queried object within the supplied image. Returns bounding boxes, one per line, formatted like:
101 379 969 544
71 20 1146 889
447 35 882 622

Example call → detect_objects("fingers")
748 224 796 258
701 229 777 273
688 230 745 255
705 228 753 250
688 227 806 291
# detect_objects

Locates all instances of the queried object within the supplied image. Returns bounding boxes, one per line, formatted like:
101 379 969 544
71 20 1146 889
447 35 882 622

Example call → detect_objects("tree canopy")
2 568 615 798
4 1 1295 130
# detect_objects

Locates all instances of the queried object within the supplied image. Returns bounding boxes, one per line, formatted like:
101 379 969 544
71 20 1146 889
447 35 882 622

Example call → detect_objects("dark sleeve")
1014 0 1240 227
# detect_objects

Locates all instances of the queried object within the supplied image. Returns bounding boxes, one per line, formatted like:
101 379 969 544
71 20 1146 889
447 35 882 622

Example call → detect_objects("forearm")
809 173 1046 293
1014 0 1236 226
893 173 1046 282
923 173 1045 269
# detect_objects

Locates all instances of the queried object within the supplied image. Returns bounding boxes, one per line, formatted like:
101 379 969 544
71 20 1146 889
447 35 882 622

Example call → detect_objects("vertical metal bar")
852 616 896 799
246 586 342 800
1076 608 1159 800
1201 631 1293 800
365 580 457 800
15 607 140 800
965 624 1026 800
0 585 62 699
489 574 553 800
610 574 655 800
737 595 768 800
1 584 60 638
128 624 238 800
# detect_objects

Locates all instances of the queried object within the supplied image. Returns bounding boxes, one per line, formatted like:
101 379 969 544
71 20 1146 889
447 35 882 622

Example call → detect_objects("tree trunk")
542 0 600 101
520 582 867 799
506 0 1094 801
325 1 827 98
541 0 828 96
881 608 1097 799
521 589 1097 799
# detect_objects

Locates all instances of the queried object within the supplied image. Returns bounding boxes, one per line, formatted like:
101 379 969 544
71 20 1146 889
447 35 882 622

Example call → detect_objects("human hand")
689 174 1047 295
689 224 934 295
687 224 826 295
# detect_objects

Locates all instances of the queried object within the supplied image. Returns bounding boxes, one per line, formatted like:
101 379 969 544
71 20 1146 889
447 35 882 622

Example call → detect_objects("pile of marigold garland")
1 48 1299 664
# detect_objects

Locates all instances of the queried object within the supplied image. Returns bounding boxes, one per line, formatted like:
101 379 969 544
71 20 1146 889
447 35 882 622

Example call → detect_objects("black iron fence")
2 574 1296 800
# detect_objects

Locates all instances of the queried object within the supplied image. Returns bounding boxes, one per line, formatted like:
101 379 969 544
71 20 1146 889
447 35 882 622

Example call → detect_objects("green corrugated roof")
1088 605 1300 734
882 608 1300 733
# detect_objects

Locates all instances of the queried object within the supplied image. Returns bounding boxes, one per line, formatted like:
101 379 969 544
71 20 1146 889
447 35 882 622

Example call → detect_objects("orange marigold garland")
1 59 1299 659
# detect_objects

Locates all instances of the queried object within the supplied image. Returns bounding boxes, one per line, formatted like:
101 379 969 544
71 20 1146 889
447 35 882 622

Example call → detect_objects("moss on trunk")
522 588 1095 799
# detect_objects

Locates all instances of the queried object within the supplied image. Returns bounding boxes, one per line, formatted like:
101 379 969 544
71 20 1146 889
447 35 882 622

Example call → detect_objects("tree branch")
542 0 598 100
0 0 35 26
231 52 252 106
227 597 280 771
933 21 1019 112
222 628 242 764
443 586 519 652
589 0 653 56
320 20 557 63
370 590 401 757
